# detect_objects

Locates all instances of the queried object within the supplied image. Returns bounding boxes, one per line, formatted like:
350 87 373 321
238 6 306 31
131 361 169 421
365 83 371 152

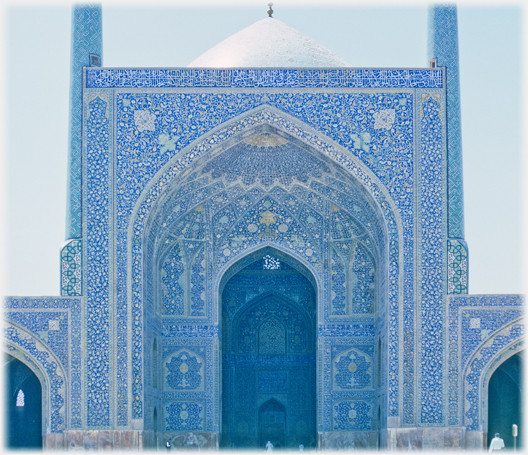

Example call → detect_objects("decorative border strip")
318 324 375 337
418 94 445 424
84 94 112 427
86 68 443 89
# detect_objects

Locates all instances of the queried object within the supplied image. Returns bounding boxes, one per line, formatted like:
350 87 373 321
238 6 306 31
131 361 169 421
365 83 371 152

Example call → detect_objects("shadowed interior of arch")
487 351 524 450
220 250 317 449
3 353 43 449
141 120 387 446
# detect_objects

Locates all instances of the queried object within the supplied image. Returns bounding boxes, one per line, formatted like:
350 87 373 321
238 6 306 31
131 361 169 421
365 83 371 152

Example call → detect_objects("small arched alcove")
259 399 287 448
3 353 43 449
220 247 317 449
487 351 524 449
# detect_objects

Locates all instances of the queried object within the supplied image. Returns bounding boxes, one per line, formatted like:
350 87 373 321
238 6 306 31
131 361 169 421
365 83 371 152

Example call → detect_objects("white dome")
188 18 349 68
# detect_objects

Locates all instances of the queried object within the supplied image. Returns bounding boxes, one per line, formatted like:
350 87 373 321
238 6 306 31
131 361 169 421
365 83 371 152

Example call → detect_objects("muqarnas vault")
3 4 524 451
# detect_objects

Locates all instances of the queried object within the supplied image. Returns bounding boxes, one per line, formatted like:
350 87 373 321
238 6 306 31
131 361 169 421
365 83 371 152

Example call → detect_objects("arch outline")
125 104 404 421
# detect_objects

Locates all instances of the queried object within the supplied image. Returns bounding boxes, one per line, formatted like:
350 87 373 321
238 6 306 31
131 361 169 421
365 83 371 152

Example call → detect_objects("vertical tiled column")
84 94 112 428
428 5 464 241
418 93 445 424
67 5 102 240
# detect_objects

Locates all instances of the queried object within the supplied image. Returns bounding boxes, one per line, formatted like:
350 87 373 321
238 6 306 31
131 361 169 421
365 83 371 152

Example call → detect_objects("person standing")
489 433 505 452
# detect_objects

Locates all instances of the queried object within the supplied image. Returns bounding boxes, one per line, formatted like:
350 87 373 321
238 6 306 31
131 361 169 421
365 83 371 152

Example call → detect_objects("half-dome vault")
144 124 386 318
142 123 389 448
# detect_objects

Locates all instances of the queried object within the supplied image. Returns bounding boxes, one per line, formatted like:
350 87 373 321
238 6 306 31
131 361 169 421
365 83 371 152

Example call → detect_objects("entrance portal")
259 399 286 448
220 251 317 449
4 353 43 449
488 351 524 450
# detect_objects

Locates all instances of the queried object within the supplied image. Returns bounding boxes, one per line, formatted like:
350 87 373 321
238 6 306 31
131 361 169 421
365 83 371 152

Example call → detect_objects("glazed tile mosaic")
2 4 523 451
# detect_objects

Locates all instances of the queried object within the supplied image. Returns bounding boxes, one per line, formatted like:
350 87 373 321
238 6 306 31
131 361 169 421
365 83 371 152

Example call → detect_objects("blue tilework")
318 324 374 338
333 400 372 430
161 243 185 315
61 239 82 296
86 68 443 89
161 340 214 431
419 94 445 425
190 246 207 316
117 105 405 420
67 5 102 239
330 247 347 315
85 95 111 427
165 401 204 431
464 322 524 431
428 5 464 239
4 297 83 430
116 230 129 426
350 242 375 314
333 348 372 390
162 325 219 337
447 238 468 294
165 350 204 390
257 372 288 393
447 294 524 427
4 325 66 432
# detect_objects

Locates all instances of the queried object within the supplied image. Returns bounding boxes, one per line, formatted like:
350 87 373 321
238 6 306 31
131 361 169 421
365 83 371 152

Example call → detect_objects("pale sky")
1 0 526 296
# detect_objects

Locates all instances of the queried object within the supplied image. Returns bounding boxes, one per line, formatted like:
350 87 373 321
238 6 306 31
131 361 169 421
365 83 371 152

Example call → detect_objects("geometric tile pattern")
67 5 102 240
428 5 465 239
447 239 468 294
61 239 82 296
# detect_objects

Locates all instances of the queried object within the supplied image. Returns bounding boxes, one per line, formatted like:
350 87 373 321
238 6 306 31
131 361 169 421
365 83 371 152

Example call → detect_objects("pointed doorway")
488 351 524 450
4 353 43 449
220 249 317 449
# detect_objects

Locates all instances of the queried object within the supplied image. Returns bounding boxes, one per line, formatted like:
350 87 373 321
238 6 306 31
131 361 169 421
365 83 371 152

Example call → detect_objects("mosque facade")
3 4 524 451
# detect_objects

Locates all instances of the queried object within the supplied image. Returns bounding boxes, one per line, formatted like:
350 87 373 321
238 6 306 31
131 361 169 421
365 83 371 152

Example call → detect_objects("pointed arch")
128 104 401 429
462 317 525 433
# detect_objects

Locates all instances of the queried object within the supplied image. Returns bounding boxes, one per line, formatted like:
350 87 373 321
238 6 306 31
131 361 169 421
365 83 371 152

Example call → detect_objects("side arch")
3 337 53 440
3 322 68 434
462 317 524 432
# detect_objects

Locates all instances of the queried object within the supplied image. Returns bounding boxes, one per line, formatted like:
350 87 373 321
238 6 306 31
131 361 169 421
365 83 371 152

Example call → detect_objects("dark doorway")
488 351 523 450
259 399 286 448
4 353 43 449
220 250 317 449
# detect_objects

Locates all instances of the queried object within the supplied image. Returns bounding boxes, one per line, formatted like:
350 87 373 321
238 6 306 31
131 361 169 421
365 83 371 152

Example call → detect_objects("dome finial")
267 2 274 17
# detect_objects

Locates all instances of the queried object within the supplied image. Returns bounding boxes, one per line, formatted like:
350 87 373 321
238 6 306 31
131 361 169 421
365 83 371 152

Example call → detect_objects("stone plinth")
385 427 470 451
319 431 378 450
62 430 142 450
163 432 218 450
